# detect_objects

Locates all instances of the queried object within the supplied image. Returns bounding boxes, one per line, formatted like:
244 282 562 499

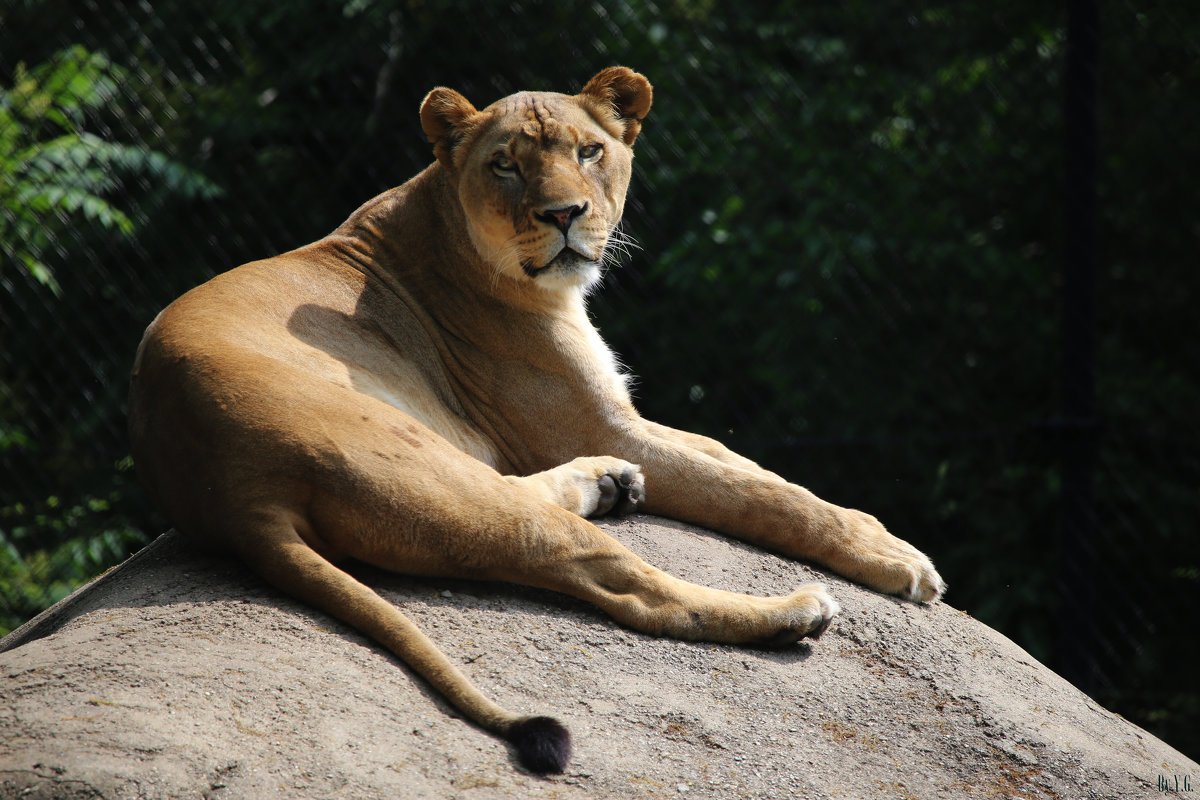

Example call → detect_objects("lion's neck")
333 162 629 411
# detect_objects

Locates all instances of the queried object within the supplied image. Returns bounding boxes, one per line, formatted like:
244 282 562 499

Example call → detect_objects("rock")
1 517 1194 799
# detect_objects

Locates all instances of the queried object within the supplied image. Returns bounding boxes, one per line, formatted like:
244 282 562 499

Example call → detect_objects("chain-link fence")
2 0 1197 758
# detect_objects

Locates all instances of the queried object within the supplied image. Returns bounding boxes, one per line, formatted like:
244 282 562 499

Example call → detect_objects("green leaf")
17 252 63 296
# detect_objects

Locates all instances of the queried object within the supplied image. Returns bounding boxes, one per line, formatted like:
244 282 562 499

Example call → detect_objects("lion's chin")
522 248 602 289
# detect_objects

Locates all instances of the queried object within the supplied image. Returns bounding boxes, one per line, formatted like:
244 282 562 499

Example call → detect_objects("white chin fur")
535 257 603 294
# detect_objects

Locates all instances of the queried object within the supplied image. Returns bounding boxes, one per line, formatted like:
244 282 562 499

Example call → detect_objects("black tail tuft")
507 715 572 774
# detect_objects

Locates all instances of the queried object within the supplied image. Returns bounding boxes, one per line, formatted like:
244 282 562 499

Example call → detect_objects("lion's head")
420 68 652 294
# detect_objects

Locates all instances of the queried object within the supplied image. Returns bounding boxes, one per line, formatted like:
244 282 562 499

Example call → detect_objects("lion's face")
421 69 653 295
455 93 633 293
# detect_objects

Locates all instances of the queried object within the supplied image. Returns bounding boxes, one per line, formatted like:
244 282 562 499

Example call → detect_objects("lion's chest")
433 315 634 473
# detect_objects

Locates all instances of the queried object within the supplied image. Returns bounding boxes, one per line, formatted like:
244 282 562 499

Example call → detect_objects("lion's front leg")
621 426 945 604
505 456 645 518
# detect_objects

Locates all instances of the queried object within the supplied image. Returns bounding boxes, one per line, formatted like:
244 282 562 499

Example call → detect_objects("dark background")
1 0 1196 759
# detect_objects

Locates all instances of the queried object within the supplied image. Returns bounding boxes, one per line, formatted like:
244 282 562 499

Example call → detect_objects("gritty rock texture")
1 517 1195 799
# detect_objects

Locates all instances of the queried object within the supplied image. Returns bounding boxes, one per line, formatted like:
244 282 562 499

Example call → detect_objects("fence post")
1057 0 1101 695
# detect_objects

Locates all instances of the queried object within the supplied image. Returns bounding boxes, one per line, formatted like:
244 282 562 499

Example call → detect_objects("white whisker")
600 222 641 272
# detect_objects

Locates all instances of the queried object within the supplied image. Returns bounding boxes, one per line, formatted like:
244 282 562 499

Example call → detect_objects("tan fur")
128 67 943 770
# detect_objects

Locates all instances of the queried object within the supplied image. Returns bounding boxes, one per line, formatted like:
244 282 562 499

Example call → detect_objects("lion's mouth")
521 247 599 278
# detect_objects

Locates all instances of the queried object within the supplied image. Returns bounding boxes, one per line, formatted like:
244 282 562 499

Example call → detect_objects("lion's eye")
492 156 519 177
578 143 603 163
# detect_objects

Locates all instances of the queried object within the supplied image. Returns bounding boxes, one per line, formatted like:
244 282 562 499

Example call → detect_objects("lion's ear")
420 88 479 169
579 67 653 146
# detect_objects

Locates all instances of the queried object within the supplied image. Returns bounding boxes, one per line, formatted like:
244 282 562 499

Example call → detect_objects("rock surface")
1 516 1195 799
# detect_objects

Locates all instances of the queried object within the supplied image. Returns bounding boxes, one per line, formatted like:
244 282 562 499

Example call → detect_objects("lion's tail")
238 524 572 773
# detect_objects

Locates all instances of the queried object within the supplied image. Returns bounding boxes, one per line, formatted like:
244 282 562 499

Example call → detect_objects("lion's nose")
535 204 587 235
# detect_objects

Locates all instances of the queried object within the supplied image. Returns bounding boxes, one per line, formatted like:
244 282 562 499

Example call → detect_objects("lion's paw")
841 510 946 604
521 456 644 518
755 584 840 647
586 459 644 517
593 461 644 517
903 553 946 604
508 457 645 518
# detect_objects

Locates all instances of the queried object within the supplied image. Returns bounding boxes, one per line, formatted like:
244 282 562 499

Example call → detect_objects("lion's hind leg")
478 513 841 647
568 562 840 647
233 512 572 773
505 456 645 518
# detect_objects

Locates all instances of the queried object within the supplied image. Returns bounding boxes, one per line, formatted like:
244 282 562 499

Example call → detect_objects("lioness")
128 67 943 773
